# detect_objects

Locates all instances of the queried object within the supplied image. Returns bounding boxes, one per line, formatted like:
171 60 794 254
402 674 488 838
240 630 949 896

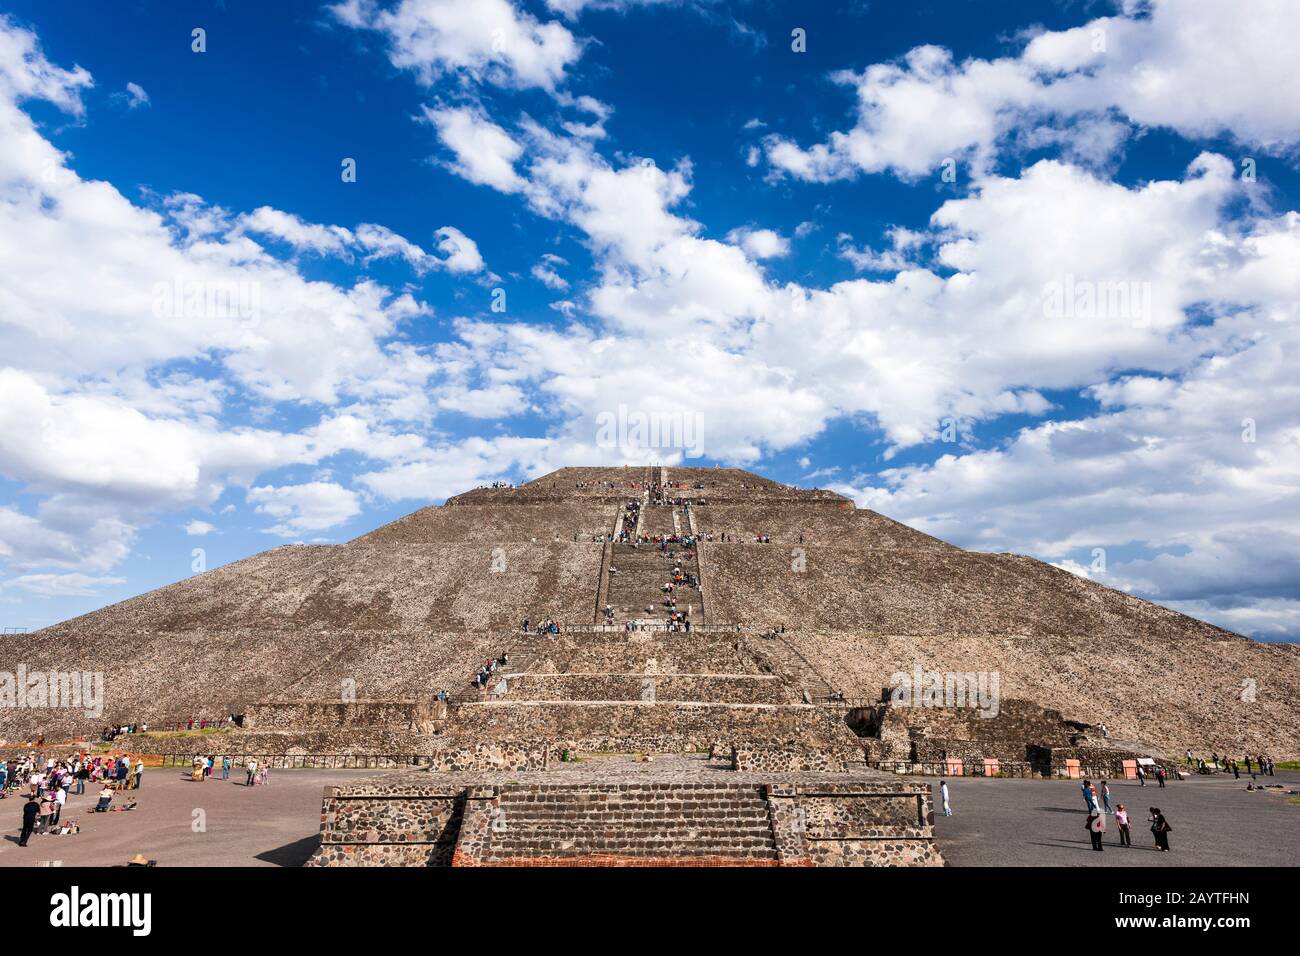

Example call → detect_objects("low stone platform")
307 754 943 867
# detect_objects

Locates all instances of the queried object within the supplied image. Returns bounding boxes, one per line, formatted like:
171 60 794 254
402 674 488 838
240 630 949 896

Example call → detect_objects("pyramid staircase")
604 536 701 624
448 632 548 705
463 781 780 865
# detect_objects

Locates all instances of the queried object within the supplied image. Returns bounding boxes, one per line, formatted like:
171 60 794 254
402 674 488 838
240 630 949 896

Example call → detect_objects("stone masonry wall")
445 701 857 752
501 673 789 704
768 782 944 867
244 699 446 732
732 745 867 773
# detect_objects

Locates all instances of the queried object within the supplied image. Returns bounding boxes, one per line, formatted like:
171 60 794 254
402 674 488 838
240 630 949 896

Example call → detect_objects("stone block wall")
767 782 944 867
445 700 857 752
310 774 944 867
244 699 445 732
307 782 465 867
500 673 789 704
732 745 867 773
526 634 759 675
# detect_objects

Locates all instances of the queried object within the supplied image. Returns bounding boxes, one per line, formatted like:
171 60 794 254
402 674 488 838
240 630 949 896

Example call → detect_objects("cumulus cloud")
0 14 91 113
765 0 1300 181
726 226 790 260
247 481 362 537
330 0 581 92
422 104 526 191
231 207 486 274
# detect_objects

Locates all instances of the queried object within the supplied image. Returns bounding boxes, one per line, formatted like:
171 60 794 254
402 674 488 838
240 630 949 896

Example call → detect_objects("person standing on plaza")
1114 805 1131 846
1085 808 1106 851
51 785 66 827
939 780 952 816
18 795 39 846
1100 780 1112 813
1149 808 1172 851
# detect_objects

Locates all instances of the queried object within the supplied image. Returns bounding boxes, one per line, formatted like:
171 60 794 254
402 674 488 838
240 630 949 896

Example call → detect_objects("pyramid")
6 464 1298 763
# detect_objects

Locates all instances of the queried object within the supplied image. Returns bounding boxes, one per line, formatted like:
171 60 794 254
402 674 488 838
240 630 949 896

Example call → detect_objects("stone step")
492 825 775 839
496 790 759 796
483 839 777 857
496 810 772 824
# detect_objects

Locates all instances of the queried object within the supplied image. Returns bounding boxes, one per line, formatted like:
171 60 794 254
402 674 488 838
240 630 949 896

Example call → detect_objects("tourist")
38 791 56 833
1081 779 1097 812
1100 780 1112 813
246 758 259 786
1085 808 1106 851
222 756 231 780
1135 765 1145 787
1148 808 1172 851
135 759 145 789
18 795 39 846
1185 749 1193 766
1115 804 1131 846
939 780 952 816
51 785 66 826
1156 767 1166 788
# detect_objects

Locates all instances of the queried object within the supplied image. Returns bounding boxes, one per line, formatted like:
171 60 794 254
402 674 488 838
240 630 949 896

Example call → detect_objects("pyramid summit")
10 463 1297 762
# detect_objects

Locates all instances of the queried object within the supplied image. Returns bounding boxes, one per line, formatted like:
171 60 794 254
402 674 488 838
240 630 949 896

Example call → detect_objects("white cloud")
232 208 485 274
247 481 362 537
531 253 570 290
0 572 126 597
423 104 526 192
433 225 484 273
121 81 149 109
331 0 581 93
765 0 1300 181
726 226 790 260
0 14 91 114
184 520 215 536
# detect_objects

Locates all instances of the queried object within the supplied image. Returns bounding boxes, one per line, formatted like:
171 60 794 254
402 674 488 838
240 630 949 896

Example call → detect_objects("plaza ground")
933 769 1299 866
1 765 1295 867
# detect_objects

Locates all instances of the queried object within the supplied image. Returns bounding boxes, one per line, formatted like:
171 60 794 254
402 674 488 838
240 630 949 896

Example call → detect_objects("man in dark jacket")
19 795 39 846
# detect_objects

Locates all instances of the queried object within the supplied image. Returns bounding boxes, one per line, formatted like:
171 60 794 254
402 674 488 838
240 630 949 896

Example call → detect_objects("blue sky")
1 0 1298 640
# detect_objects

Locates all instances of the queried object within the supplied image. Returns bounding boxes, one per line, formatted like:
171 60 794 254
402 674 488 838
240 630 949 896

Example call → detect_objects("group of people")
1081 779 1172 852
1185 750 1275 777
3 753 142 799
521 618 561 635
10 752 144 847
471 652 510 690
617 498 641 540
99 723 148 741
